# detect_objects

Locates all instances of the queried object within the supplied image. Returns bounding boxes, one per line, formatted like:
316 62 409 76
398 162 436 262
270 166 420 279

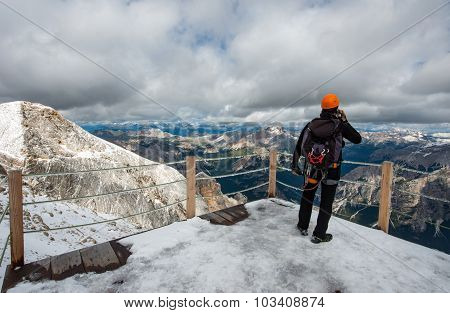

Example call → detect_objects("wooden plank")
51 250 84 280
214 211 235 223
222 208 241 219
8 170 24 268
209 213 233 225
1 258 51 293
268 150 277 198
225 204 247 217
80 242 121 273
185 155 196 219
378 161 394 233
110 241 132 266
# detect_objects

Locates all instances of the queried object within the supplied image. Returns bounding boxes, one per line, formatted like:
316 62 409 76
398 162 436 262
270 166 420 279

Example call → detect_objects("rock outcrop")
0 101 210 229
196 172 247 211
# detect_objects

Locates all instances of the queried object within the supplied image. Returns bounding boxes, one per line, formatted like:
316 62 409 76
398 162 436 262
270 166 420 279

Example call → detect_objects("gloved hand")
291 163 302 176
338 109 347 122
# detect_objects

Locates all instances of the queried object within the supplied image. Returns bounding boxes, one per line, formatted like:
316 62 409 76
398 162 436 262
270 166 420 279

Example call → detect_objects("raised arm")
341 121 362 144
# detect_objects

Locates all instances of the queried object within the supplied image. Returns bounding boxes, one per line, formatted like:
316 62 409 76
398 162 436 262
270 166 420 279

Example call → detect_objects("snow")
432 133 450 143
8 199 450 293
432 132 450 138
0 184 138 283
402 135 419 142
0 101 25 163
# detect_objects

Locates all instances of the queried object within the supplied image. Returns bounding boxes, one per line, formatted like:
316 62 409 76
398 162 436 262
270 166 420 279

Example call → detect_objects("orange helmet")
321 93 340 109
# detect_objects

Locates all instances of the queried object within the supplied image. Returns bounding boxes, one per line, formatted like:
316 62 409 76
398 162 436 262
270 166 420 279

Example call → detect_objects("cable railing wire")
23 179 187 206
23 152 270 178
197 153 268 162
197 167 269 180
277 180 379 209
277 166 379 187
340 179 379 188
23 160 187 178
391 209 450 232
395 166 444 176
278 152 382 168
0 205 9 226
0 234 10 269
201 182 269 198
394 188 450 204
24 198 187 234
276 180 304 192
224 182 269 196
341 160 382 168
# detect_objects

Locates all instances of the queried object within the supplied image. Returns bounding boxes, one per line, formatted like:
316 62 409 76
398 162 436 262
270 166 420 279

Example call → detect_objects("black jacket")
292 111 361 168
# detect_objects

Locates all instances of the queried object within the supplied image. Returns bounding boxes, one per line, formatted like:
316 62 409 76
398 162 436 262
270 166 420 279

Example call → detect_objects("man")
291 93 361 244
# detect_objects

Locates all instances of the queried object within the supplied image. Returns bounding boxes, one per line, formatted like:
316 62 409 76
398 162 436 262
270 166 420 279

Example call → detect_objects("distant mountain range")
86 120 450 254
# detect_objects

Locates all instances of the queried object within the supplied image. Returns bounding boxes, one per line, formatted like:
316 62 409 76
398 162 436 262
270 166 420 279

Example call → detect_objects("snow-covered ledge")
8 199 450 293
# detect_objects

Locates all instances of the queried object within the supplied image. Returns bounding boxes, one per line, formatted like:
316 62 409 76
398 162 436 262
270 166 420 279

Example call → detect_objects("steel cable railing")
395 166 444 176
3 149 448 271
196 153 267 163
201 181 269 198
23 160 187 178
277 166 379 188
23 198 187 234
276 180 379 208
0 234 10 268
394 188 450 204
196 167 269 180
0 205 9 227
23 179 187 206
391 209 450 232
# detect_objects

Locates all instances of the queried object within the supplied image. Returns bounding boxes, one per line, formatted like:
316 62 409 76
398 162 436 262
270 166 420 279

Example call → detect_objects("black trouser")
298 167 339 239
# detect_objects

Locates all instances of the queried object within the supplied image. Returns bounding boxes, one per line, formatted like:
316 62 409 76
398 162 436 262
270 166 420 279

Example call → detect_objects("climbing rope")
23 179 187 206
23 198 187 234
23 160 187 178
197 167 269 180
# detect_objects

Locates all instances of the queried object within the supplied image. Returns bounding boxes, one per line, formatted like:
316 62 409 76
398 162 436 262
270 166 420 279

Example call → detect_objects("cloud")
0 0 449 123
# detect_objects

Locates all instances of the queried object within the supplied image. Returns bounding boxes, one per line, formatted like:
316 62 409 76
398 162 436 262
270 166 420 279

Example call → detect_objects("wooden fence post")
8 170 24 268
268 150 277 198
185 156 196 219
378 161 393 233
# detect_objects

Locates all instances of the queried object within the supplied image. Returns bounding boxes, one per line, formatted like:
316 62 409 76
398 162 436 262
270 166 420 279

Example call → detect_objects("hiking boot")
311 233 333 244
297 224 308 236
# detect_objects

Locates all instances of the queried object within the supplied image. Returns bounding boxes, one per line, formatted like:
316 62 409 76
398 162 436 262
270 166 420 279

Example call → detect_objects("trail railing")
1 150 448 269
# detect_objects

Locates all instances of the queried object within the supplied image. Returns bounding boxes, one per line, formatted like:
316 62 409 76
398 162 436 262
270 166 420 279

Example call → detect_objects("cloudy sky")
0 0 449 123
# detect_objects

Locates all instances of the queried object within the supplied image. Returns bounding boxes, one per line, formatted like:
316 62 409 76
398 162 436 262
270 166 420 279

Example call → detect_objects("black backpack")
300 118 343 171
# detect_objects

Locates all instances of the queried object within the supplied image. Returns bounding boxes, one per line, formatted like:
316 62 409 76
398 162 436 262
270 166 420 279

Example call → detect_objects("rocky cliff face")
196 172 247 211
337 166 449 232
0 101 213 229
